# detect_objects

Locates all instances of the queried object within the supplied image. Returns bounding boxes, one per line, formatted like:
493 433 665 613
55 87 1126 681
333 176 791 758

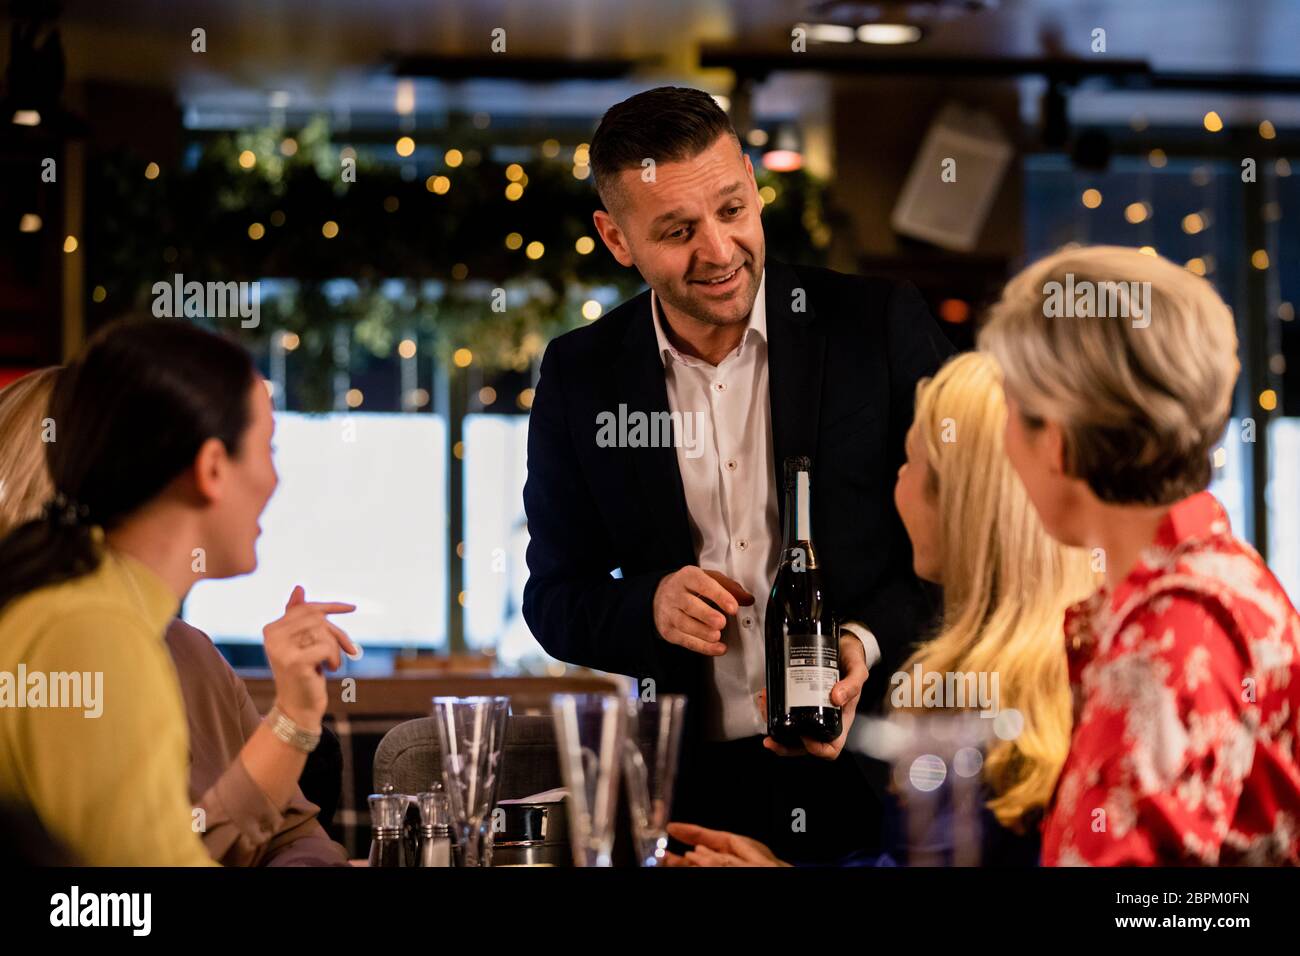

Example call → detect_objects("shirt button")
742 616 753 628
725 459 738 471
713 382 727 392
735 539 748 551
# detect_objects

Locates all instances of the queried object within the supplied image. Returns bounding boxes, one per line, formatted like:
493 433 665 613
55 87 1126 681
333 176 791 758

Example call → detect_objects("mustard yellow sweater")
0 547 216 865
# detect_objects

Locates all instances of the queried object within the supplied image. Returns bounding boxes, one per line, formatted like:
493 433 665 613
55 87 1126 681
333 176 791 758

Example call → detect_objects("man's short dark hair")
589 86 740 212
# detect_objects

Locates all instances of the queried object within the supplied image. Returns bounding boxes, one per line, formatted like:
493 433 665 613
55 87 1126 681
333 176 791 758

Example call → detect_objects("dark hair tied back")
0 318 256 615
42 492 91 529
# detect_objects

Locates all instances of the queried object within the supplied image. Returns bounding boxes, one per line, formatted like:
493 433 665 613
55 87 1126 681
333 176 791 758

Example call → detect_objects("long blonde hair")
0 368 59 538
898 352 1096 830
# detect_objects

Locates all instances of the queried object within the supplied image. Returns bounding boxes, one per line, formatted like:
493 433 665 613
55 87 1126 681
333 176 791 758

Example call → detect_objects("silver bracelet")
266 705 322 753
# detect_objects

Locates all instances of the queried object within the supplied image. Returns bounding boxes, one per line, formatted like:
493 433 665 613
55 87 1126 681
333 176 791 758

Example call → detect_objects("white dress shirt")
651 271 878 742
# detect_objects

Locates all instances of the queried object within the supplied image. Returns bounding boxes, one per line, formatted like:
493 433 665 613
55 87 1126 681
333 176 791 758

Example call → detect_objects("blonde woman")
0 368 61 532
668 352 1096 866
980 245 1300 866
0 337 350 866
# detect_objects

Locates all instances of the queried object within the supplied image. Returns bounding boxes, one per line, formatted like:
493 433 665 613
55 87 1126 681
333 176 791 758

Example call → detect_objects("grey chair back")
372 713 562 801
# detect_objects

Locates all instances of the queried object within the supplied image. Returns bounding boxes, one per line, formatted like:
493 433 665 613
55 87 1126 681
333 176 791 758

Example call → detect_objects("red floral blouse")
1042 492 1300 866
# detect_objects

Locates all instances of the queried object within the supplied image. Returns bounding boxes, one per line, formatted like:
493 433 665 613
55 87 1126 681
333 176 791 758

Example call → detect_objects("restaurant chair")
372 713 562 801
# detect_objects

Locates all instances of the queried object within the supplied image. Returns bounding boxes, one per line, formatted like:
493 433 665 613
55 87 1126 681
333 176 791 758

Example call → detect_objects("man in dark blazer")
523 87 953 863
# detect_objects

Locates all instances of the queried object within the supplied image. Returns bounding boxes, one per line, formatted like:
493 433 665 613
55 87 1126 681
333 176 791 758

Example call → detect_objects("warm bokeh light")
345 388 364 408
762 150 803 172
427 175 451 194
505 163 524 182
1259 389 1278 412
63 235 78 253
575 236 595 254
248 222 265 240
1252 249 1270 270
478 386 497 406
582 299 603 320
1148 149 1168 168
144 162 160 180
1202 111 1223 132
453 348 473 368
395 136 416 157
1124 202 1150 224
1260 120 1277 140
525 240 544 259
445 148 463 168
1081 188 1102 209
1181 212 1206 234
398 338 417 359
505 182 524 201
505 232 523 250
92 285 107 303
280 331 300 351
1139 245 1157 256
758 186 778 205
238 149 256 169
517 388 535 410
321 220 339 238
1185 257 1206 276
858 23 924 44
938 299 970 324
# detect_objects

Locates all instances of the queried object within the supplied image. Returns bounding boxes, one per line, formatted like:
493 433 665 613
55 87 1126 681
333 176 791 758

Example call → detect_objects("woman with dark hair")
0 319 358 866
0 362 349 866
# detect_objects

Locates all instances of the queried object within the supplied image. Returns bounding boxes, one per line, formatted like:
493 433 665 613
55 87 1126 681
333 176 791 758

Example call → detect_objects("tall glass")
551 693 626 867
432 695 510 867
622 694 687 866
476 695 511 867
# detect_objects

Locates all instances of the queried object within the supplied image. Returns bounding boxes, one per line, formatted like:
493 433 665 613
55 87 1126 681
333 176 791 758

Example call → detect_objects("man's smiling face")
594 133 765 329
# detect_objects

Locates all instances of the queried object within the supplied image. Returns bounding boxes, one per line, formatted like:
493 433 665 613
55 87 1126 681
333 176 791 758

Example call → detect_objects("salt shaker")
368 784 408 867
415 788 452 867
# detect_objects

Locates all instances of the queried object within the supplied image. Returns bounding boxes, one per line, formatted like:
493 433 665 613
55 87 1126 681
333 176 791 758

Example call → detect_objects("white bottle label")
784 629 838 709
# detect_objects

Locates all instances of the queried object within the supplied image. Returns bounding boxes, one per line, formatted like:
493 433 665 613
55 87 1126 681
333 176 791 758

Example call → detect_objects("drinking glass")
622 694 687 866
551 693 626 867
433 695 510 867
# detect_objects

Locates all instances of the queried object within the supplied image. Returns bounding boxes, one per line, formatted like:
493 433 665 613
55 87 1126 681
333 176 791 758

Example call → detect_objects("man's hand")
652 566 754 656
663 822 790 867
762 632 869 760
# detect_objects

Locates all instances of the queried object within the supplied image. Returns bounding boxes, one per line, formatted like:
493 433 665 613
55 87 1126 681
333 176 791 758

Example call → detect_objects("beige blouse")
165 619 348 866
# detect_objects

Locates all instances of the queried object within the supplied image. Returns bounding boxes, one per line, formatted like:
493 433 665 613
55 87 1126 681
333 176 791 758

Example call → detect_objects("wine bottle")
765 456 841 746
